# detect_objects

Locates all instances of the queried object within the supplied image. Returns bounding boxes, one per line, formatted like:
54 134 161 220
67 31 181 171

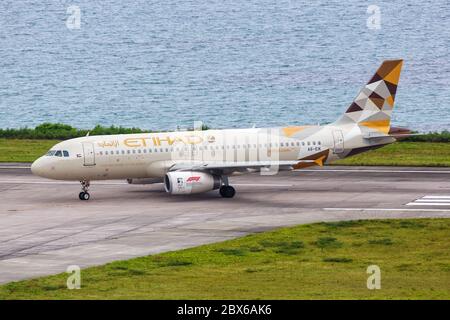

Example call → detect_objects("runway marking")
422 195 450 199
0 180 292 188
296 169 450 174
415 199 450 202
407 203 450 206
2 166 450 174
323 208 450 212
0 180 127 185
406 195 450 207
234 183 292 187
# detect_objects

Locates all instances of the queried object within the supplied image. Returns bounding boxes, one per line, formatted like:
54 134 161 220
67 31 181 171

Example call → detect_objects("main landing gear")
219 176 235 198
79 180 90 201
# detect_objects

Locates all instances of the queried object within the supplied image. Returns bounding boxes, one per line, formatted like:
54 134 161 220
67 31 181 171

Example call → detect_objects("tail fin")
336 60 403 134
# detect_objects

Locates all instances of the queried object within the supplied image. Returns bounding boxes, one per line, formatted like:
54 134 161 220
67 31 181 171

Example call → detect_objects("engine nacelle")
164 171 222 195
127 178 163 184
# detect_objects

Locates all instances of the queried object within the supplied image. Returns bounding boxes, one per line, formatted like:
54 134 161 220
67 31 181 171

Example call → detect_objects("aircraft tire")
79 192 90 200
219 186 235 198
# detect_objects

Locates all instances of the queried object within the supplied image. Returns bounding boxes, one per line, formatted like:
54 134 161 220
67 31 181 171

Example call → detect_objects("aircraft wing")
168 159 322 174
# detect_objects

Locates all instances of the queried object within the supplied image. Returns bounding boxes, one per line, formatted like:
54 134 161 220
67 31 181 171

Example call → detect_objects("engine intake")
164 172 222 195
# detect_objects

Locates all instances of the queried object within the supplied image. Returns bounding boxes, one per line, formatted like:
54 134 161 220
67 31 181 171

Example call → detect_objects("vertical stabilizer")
335 60 403 134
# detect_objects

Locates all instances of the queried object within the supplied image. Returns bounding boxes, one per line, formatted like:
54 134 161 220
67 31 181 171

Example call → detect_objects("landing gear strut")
219 176 235 198
79 180 90 201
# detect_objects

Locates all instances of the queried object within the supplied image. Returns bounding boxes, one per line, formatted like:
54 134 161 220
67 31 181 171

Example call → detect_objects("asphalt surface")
1 163 450 284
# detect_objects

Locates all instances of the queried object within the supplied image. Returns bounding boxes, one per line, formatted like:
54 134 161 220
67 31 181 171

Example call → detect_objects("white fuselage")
31 125 360 181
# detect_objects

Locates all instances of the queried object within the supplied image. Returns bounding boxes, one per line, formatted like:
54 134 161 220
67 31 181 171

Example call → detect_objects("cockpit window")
46 150 69 157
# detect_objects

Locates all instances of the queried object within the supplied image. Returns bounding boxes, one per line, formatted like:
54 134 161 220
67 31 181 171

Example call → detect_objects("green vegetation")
0 123 148 140
0 139 59 162
2 139 449 167
0 123 449 166
0 123 209 140
0 218 448 300
334 142 450 167
0 123 448 142
404 131 450 143
0 123 210 162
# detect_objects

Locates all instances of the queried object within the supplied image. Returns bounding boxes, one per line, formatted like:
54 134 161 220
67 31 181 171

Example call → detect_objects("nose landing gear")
79 180 91 200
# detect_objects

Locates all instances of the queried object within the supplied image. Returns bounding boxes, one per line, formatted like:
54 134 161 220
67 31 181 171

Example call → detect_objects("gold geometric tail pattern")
342 60 403 134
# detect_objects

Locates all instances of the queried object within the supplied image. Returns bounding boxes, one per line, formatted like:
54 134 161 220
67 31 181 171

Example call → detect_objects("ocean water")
0 0 449 132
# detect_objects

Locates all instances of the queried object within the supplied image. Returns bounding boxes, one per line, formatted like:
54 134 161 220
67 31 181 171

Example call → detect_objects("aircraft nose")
31 157 47 177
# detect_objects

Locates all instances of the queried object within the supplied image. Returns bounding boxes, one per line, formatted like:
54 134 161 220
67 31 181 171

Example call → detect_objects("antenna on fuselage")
86 131 90 136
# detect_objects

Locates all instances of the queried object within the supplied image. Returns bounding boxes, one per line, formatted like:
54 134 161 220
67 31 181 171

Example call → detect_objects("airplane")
31 60 410 200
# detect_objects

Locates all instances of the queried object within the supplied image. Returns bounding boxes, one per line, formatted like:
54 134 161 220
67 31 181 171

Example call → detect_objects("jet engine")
127 178 163 184
164 171 222 195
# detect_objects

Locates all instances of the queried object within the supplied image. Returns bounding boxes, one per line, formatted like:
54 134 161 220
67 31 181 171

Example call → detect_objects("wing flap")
169 160 317 172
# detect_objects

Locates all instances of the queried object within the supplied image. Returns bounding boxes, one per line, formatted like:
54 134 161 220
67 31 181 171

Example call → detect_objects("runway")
1 163 450 284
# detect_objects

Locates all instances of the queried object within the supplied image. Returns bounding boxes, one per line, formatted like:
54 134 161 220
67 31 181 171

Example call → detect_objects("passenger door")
332 130 344 154
82 142 96 166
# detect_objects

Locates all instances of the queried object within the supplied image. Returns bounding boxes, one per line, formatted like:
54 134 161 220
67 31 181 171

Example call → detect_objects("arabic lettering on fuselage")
97 140 120 148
